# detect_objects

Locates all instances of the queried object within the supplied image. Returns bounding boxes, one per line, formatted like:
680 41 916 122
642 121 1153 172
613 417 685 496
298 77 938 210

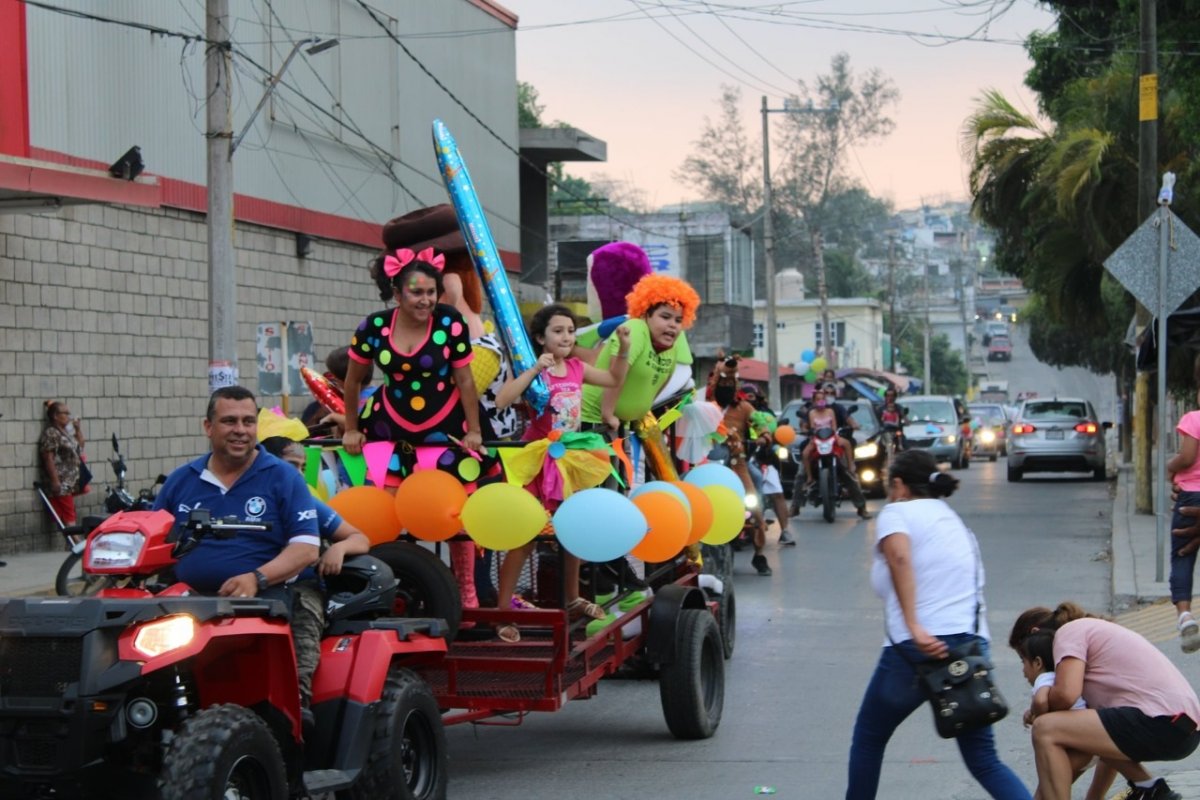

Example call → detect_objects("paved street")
442 328 1200 799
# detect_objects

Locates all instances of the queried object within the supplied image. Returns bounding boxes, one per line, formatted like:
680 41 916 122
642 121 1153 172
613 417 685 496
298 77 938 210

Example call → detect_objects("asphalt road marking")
1114 600 1180 644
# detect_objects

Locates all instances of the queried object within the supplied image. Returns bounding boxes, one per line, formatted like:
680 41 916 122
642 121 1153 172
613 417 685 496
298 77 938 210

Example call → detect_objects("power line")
350 0 667 238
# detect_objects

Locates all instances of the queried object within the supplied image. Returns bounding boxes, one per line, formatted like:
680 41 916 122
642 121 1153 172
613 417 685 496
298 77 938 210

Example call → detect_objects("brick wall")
0 204 379 552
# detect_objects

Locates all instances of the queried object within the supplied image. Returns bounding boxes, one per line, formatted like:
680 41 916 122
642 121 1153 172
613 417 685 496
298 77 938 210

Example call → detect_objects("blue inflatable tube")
432 119 548 414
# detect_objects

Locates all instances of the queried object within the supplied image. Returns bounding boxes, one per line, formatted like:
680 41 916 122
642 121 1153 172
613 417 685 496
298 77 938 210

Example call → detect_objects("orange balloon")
775 424 797 446
394 470 468 542
671 481 714 546
630 491 691 562
327 486 401 547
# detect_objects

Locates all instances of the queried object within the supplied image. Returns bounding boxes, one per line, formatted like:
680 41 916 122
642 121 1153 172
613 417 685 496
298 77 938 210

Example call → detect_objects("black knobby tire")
962 449 971 469
658 609 725 739
158 704 287 800
820 466 836 523
338 668 448 800
718 585 736 660
55 552 118 597
371 541 462 643
1007 465 1022 483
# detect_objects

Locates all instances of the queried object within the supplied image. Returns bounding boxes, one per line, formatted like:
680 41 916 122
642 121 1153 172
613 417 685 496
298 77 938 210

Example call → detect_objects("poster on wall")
256 321 314 396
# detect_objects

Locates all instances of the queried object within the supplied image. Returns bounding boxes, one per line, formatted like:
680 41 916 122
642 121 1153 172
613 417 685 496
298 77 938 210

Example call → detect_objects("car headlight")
776 445 789 461
744 493 759 509
87 531 146 570
943 434 957 444
854 442 878 460
979 430 996 443
132 615 196 659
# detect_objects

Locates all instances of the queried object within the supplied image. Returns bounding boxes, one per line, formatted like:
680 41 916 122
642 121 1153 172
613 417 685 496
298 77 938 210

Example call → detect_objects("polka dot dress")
348 303 496 480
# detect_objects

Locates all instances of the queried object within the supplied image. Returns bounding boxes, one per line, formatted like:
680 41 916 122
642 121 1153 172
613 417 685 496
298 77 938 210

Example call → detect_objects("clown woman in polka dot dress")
342 248 487 465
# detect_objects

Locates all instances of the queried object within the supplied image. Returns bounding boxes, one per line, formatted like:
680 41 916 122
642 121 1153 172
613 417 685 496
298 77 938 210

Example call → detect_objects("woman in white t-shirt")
1009 603 1200 800
845 449 1031 800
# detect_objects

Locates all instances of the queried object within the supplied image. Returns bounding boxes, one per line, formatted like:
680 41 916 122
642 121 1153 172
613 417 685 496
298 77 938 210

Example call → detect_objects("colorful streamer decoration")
432 119 549 414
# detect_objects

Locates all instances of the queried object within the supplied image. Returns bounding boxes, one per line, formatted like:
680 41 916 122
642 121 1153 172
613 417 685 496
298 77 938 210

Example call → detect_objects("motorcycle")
36 434 165 596
803 424 858 523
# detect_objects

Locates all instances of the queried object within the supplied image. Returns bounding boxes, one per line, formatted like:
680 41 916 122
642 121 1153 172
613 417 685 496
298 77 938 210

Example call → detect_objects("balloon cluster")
792 349 829 383
326 462 752 563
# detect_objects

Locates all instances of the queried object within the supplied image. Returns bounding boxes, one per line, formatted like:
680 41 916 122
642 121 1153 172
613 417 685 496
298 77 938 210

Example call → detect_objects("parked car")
987 335 1013 362
968 402 1010 460
778 398 890 499
895 395 972 469
1007 397 1110 482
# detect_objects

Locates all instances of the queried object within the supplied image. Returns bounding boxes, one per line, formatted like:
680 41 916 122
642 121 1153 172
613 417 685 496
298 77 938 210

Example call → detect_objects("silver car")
1006 397 1110 482
896 395 971 469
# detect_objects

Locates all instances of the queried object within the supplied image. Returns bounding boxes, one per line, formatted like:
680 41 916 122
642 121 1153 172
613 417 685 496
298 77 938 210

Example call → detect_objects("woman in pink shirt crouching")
1010 603 1200 800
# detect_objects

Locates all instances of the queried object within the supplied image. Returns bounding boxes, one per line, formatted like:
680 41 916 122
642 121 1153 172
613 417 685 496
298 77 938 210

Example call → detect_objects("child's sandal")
567 597 606 621
496 623 521 643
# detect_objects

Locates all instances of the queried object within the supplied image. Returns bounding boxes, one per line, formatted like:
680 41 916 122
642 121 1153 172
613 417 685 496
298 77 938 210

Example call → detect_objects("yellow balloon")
699 485 745 546
461 483 549 550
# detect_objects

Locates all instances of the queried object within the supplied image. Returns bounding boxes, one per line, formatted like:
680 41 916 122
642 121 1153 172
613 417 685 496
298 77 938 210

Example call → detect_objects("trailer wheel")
55 552 119 597
158 704 287 800
718 585 736 660
658 609 725 739
371 542 462 643
338 668 447 800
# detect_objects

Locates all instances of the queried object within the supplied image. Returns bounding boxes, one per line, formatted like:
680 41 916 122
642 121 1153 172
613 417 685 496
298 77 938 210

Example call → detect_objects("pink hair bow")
383 247 445 278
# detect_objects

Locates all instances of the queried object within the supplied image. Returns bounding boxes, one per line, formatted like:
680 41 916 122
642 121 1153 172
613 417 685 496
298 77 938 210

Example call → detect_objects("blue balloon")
801 349 816 363
554 489 647 562
684 463 746 498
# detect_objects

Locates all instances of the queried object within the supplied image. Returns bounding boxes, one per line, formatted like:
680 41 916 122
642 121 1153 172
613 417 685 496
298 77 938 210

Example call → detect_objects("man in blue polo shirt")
154 385 321 708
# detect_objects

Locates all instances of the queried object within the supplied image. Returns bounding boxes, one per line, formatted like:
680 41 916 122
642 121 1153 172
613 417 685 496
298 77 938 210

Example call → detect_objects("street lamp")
760 95 836 406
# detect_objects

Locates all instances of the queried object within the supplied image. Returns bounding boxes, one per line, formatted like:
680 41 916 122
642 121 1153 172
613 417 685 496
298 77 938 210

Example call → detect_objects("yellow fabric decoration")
658 407 683 430
257 407 308 442
502 437 612 500
470 343 501 392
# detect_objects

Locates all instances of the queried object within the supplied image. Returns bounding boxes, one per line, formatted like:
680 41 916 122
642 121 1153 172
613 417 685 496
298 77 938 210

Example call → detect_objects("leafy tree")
892 313 967 395
674 85 762 216
774 53 899 353
518 82 545 129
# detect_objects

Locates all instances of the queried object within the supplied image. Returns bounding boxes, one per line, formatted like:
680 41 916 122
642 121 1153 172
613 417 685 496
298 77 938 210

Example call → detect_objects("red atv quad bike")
0 508 451 800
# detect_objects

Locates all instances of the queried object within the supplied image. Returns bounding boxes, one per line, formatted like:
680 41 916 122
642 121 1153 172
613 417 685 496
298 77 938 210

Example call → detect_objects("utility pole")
887 234 897 370
923 261 931 392
206 0 237 395
1134 0 1158 512
761 96 836 401
761 96 781 407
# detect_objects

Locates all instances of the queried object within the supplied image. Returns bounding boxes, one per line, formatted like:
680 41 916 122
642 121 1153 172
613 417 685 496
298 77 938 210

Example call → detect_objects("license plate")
1046 430 1064 440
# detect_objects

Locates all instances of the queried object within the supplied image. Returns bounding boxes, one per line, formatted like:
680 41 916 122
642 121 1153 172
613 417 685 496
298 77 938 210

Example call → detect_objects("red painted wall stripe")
0 0 31 157
28 147 521 270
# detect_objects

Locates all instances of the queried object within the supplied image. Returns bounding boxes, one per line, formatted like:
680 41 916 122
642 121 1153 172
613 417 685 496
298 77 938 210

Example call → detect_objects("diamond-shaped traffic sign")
1105 208 1200 314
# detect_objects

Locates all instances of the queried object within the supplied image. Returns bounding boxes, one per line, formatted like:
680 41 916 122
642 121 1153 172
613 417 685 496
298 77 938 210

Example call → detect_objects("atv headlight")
860 469 877 484
744 493 759 509
132 615 196 659
854 442 878 460
87 531 145 570
776 445 789 462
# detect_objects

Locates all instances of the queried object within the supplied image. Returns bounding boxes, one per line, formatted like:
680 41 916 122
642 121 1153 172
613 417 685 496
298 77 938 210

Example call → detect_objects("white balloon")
793 360 810 374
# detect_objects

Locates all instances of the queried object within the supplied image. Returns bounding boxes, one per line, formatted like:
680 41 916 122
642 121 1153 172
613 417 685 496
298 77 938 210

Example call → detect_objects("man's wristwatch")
252 569 269 592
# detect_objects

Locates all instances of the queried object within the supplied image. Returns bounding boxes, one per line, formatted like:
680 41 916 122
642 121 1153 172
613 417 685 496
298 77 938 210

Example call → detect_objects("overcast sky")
504 0 1056 212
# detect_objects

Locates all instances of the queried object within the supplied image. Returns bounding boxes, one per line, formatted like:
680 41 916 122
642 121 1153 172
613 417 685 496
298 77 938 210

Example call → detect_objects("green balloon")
804 368 818 382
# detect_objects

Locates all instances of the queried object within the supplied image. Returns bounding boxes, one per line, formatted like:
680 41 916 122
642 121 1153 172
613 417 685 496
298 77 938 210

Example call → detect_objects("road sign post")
1105 173 1200 580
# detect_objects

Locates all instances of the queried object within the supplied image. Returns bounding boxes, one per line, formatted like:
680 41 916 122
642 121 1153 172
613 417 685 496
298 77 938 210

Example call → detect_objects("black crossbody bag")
888 530 1008 739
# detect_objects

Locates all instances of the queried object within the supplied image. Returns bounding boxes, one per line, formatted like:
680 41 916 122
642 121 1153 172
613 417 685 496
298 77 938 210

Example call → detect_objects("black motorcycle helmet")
324 555 398 623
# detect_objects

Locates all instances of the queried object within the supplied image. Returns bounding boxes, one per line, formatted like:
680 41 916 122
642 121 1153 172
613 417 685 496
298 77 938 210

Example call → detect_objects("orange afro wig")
625 274 700 329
